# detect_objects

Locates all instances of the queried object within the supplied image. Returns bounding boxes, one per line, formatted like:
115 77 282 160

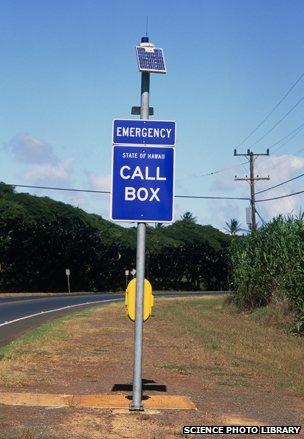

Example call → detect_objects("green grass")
153 297 304 393
158 361 193 375
0 307 94 361
1 297 303 394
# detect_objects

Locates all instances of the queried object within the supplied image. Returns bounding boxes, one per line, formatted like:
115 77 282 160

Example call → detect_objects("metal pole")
130 70 150 411
249 152 257 231
67 275 70 294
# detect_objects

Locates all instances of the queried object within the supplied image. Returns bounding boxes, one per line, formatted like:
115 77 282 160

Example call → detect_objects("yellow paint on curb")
0 392 196 410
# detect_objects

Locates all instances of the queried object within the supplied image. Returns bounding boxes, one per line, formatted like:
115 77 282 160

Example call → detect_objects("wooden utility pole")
234 149 270 231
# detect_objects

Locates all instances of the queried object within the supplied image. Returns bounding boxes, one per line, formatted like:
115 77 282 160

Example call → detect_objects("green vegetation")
230 216 304 333
155 297 304 392
224 218 242 235
0 183 230 292
0 308 92 361
1 297 303 395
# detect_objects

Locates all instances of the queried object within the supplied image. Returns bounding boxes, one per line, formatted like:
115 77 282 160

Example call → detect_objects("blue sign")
111 145 175 222
113 119 175 146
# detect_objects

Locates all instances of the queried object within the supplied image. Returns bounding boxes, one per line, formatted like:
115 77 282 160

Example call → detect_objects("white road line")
0 298 122 328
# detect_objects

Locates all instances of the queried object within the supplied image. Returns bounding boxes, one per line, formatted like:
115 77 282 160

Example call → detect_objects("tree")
0 183 231 292
0 182 15 196
155 222 164 229
149 219 230 290
180 211 197 223
224 218 242 236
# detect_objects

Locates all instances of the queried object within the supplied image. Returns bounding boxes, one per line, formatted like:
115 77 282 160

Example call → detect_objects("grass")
0 430 37 439
158 361 193 375
152 297 304 393
0 306 99 387
0 296 303 394
0 296 303 439
0 308 93 360
250 299 297 332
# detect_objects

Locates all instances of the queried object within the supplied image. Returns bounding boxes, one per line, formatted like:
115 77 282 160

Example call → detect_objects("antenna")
145 16 149 37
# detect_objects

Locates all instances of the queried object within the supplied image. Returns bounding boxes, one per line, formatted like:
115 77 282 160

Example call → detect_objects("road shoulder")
0 297 303 438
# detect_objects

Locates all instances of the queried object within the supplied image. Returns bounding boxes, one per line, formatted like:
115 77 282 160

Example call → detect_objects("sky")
1 0 304 231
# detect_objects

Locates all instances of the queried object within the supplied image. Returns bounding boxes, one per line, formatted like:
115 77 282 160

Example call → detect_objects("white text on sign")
116 127 172 140
122 152 166 159
120 166 167 181
125 187 160 202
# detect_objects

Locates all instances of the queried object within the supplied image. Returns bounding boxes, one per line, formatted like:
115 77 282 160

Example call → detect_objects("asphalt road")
0 293 124 346
0 291 227 347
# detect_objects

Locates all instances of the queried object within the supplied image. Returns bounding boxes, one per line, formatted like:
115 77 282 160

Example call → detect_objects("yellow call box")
125 278 154 321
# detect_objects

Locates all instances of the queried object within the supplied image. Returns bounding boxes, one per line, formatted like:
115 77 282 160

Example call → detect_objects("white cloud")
202 200 243 231
5 132 74 187
8 133 57 164
24 160 72 185
257 154 304 182
205 154 304 225
256 154 304 219
87 172 111 191
208 160 249 196
209 171 240 193
4 132 111 216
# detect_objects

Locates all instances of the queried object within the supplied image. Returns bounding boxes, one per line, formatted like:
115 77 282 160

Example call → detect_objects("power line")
181 114 304 182
6 182 304 206
6 183 250 201
176 78 304 182
293 145 304 156
7 184 110 194
256 122 304 176
256 171 304 195
235 72 304 149
199 161 248 177
254 124 304 177
269 120 304 152
175 194 249 200
180 132 292 183
256 188 304 203
250 94 304 148
187 75 304 182
76 74 304 191
176 160 248 181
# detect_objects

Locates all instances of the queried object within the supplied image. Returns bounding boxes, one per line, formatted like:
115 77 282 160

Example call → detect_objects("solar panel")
136 46 166 74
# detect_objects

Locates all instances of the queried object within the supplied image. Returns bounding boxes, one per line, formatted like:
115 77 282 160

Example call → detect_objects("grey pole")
234 149 270 233
130 68 150 411
67 275 70 294
249 152 257 231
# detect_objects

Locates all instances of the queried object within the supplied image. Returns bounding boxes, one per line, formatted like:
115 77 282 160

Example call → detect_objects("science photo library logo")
182 425 302 435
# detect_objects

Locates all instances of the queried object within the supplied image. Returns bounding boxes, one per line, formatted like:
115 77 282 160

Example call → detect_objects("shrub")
230 216 304 333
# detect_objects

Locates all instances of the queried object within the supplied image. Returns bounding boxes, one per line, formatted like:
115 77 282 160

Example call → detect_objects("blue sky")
1 0 304 230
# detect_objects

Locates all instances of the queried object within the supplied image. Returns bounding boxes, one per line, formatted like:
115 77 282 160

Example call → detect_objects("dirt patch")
0 297 303 438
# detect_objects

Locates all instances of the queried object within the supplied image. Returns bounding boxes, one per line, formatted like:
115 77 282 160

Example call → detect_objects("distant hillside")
0 182 230 292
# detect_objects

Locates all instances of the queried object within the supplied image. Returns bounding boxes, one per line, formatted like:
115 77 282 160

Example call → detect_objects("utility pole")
234 149 270 231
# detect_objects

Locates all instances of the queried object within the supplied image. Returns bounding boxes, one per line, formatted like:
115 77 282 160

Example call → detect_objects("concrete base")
0 392 196 410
